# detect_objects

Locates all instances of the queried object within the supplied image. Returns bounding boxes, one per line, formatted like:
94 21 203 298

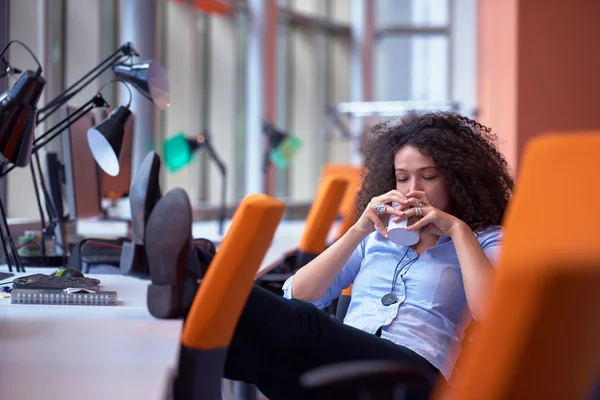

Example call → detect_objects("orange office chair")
258 174 349 296
335 284 353 321
168 193 285 400
301 132 600 399
296 174 350 267
320 164 363 240
319 165 360 319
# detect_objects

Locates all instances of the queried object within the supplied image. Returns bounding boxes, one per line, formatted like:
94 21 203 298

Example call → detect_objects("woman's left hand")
393 191 465 237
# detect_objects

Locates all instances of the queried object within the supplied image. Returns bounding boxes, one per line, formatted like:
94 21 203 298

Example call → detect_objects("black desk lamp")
1 79 134 269
0 44 165 271
113 60 170 110
87 80 134 177
163 131 227 236
0 41 46 272
1 56 22 78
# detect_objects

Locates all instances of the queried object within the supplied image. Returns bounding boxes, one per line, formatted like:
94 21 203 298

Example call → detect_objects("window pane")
374 35 449 102
375 0 449 26
290 0 327 16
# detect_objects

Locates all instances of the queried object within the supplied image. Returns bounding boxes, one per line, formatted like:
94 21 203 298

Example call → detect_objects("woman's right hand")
354 190 407 238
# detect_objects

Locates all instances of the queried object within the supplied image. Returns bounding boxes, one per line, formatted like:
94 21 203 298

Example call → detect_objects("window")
374 0 451 102
375 35 449 101
375 0 449 26
275 0 350 200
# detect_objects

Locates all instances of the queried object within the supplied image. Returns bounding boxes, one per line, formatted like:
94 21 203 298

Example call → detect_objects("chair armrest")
300 360 434 395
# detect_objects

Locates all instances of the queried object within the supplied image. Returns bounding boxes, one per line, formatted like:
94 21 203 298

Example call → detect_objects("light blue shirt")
282 226 502 381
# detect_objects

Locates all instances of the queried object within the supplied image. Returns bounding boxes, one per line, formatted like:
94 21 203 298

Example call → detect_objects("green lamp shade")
269 135 302 169
164 132 193 172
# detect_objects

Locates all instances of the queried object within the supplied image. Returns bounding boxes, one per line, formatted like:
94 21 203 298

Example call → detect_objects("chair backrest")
298 175 349 256
320 164 363 240
335 284 353 321
182 193 286 350
445 132 600 400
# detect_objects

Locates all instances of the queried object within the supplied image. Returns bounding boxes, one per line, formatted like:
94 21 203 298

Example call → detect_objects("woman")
146 111 513 399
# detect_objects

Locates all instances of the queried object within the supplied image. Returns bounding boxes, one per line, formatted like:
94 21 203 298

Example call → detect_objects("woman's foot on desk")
145 188 214 319
120 151 162 277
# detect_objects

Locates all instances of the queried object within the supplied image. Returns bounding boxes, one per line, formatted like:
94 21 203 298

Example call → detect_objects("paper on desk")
64 288 96 294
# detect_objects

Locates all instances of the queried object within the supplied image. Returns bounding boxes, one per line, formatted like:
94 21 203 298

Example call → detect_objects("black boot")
120 151 162 277
145 188 216 319
145 188 193 319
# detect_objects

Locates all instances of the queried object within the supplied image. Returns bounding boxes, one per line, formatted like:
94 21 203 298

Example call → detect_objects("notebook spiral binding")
11 289 118 306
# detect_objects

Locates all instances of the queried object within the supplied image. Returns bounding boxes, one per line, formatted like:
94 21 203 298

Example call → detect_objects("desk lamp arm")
36 42 138 125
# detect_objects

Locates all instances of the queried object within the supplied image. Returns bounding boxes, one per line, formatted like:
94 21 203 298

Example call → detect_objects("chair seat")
82 250 122 265
79 238 126 267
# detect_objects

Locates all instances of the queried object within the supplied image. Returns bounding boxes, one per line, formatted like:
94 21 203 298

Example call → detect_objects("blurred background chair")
335 284 353 321
320 164 363 241
268 163 360 272
301 132 600 400
257 173 348 294
296 173 349 268
169 193 285 400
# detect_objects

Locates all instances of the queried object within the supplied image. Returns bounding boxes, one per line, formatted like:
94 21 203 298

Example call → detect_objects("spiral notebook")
11 288 118 305
7 273 118 306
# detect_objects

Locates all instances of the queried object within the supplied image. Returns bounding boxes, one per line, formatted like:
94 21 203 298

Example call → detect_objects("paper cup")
388 216 421 245
387 202 421 245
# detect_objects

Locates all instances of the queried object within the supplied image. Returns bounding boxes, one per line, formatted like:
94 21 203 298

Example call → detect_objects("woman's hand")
354 190 406 237
393 191 466 237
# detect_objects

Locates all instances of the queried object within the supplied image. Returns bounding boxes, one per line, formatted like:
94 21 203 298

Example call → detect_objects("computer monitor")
45 151 65 220
59 105 104 220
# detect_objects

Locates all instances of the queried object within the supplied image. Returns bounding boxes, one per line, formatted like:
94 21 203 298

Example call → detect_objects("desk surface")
0 270 182 400
0 219 340 399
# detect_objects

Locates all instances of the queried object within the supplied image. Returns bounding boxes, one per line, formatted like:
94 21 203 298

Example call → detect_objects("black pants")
213 285 439 400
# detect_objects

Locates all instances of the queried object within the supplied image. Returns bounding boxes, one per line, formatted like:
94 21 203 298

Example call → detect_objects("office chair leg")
172 345 227 400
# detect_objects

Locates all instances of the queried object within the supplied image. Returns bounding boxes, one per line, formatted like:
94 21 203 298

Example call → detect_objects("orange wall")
477 0 518 171
478 0 600 174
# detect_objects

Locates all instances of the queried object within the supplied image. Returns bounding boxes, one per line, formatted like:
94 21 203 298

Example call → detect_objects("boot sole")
145 188 192 319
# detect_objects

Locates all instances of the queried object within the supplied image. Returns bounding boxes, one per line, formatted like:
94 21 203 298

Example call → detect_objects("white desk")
0 218 341 399
0 270 182 400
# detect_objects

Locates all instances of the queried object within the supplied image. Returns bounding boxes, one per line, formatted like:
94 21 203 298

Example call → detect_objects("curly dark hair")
355 111 514 233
